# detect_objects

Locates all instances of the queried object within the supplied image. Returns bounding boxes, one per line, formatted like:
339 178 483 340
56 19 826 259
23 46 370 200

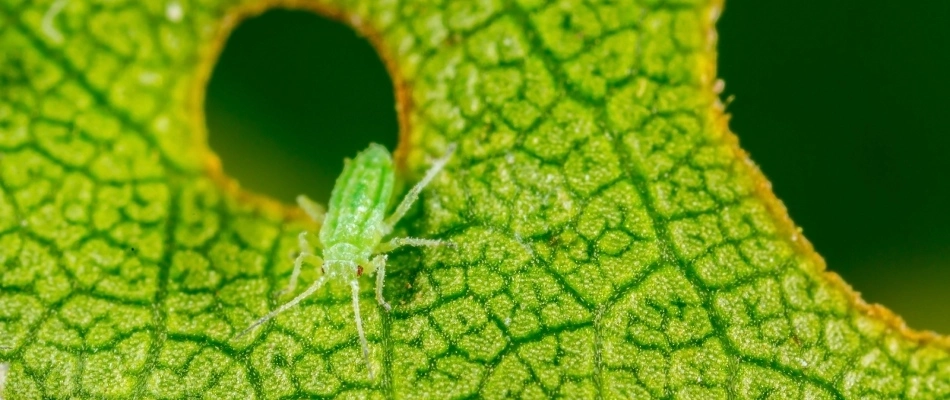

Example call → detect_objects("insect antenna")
233 274 328 339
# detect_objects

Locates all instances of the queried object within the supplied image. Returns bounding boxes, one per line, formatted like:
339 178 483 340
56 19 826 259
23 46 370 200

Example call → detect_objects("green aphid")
236 143 455 378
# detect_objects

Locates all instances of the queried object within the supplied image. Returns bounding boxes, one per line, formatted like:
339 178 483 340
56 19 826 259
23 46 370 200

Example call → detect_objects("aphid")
236 142 455 378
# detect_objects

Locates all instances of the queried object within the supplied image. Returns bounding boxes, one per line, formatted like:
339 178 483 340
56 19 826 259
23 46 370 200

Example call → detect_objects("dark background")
718 2 950 332
205 5 950 332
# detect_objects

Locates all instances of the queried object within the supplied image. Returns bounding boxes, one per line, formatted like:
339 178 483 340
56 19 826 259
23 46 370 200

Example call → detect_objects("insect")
236 142 455 378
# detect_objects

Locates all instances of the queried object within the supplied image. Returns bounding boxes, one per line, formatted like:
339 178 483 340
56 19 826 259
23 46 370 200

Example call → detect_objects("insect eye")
357 266 364 276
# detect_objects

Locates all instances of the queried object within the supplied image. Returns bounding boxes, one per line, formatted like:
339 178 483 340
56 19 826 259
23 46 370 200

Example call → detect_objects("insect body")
236 143 455 377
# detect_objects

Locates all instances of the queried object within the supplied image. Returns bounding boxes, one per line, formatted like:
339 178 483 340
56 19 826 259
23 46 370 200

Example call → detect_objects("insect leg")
383 143 456 232
349 279 374 379
369 254 392 311
297 231 314 254
296 194 327 225
234 274 328 339
376 236 453 253
279 244 323 296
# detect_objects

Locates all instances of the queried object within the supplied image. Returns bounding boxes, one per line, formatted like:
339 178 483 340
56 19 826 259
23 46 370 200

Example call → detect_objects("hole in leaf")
205 9 398 203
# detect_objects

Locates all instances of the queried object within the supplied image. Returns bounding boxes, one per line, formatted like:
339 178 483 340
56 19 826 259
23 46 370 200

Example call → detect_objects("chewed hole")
205 9 398 203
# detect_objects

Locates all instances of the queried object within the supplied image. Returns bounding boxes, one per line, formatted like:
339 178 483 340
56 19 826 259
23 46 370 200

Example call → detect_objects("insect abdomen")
319 143 395 251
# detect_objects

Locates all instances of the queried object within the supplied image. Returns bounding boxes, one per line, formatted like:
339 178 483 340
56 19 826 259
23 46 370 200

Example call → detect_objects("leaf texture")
1 0 949 398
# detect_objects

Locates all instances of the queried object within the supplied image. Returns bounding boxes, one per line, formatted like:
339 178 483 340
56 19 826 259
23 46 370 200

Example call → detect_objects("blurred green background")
205 5 950 332
717 2 950 332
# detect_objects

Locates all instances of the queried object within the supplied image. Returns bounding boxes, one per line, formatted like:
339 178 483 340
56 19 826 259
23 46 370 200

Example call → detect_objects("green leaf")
1 0 949 398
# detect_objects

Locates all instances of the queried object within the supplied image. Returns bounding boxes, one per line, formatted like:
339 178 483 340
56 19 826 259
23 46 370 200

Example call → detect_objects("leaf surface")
1 0 949 398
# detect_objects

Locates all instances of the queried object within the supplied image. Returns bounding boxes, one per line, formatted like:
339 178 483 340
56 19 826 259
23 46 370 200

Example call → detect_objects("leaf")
1 0 949 398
